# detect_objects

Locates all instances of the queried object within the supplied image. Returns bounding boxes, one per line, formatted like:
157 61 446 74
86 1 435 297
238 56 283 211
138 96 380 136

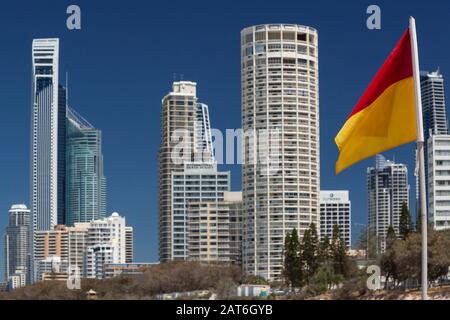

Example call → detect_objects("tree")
302 224 319 283
309 265 343 294
380 227 397 289
283 229 303 287
380 228 450 290
399 202 413 240
318 235 331 265
386 225 397 251
331 224 352 278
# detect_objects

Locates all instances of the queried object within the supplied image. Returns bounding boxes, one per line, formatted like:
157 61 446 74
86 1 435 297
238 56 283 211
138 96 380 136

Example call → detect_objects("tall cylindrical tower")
241 24 320 280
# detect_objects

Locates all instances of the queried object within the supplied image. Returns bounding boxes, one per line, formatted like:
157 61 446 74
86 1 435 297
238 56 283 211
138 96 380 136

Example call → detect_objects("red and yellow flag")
335 29 417 174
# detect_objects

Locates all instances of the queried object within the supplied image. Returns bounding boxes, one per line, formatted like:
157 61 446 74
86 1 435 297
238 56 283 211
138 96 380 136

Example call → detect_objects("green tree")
318 235 331 265
331 224 351 278
385 225 397 251
283 229 303 287
399 202 413 240
380 227 397 289
309 265 343 294
302 223 319 283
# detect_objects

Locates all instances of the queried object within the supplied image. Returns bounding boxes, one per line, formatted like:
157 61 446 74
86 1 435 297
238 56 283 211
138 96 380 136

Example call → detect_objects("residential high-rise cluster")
2 38 132 289
157 24 349 282
9 22 450 290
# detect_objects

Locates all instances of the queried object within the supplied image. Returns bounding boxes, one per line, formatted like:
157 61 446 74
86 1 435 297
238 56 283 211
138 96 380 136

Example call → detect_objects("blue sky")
1 0 449 278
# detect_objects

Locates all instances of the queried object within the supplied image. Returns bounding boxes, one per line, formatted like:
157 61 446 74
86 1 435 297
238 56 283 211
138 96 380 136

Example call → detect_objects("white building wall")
428 135 450 230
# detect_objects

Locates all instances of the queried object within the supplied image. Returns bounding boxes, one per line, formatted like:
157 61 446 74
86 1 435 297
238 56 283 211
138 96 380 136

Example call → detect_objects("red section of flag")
347 29 413 120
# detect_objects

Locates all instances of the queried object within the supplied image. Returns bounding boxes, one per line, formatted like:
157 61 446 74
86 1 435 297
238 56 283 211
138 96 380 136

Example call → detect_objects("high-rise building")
420 70 449 217
31 38 64 230
4 205 30 283
186 191 243 264
172 163 230 260
159 81 214 261
241 24 320 280
427 135 450 230
30 38 67 282
125 226 133 263
367 155 409 252
319 191 351 249
66 107 107 226
422 70 448 141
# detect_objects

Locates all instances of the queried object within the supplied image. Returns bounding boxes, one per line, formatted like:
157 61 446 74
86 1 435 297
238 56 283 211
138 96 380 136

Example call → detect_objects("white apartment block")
186 191 243 264
320 191 351 249
367 155 409 252
428 135 450 230
241 24 320 280
85 244 114 279
7 267 26 290
86 212 129 267
172 163 230 260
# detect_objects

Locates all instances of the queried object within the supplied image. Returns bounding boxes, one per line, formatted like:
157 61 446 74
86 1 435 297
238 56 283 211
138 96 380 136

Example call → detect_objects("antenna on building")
180 74 184 81
173 73 177 81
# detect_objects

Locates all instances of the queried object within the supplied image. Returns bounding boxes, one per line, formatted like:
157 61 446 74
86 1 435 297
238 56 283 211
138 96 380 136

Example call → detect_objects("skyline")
1 0 450 280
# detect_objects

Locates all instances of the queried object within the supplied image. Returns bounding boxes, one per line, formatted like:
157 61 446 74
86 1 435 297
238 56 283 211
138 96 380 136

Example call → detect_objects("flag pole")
409 16 428 300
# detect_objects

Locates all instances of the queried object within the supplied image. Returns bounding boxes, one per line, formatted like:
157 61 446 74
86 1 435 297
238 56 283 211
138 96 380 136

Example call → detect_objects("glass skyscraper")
66 107 106 226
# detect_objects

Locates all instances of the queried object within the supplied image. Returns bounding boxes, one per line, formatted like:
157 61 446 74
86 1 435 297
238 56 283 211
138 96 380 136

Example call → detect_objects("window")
255 44 266 54
268 31 281 40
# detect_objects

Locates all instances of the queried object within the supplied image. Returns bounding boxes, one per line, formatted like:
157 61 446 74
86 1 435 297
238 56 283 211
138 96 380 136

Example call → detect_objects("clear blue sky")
1 0 449 279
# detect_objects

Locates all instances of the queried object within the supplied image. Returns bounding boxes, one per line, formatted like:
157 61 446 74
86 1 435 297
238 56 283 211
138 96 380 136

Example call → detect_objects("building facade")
428 135 450 230
30 39 67 282
66 107 107 226
367 155 409 252
420 70 449 216
85 217 133 278
85 244 114 279
319 191 351 249
159 82 214 261
172 163 230 260
4 205 30 284
422 70 448 141
125 226 133 263
241 24 320 280
7 267 26 290
186 191 243 263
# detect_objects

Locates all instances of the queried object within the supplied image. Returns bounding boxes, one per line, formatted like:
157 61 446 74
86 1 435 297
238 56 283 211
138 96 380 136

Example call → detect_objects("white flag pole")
409 16 428 300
